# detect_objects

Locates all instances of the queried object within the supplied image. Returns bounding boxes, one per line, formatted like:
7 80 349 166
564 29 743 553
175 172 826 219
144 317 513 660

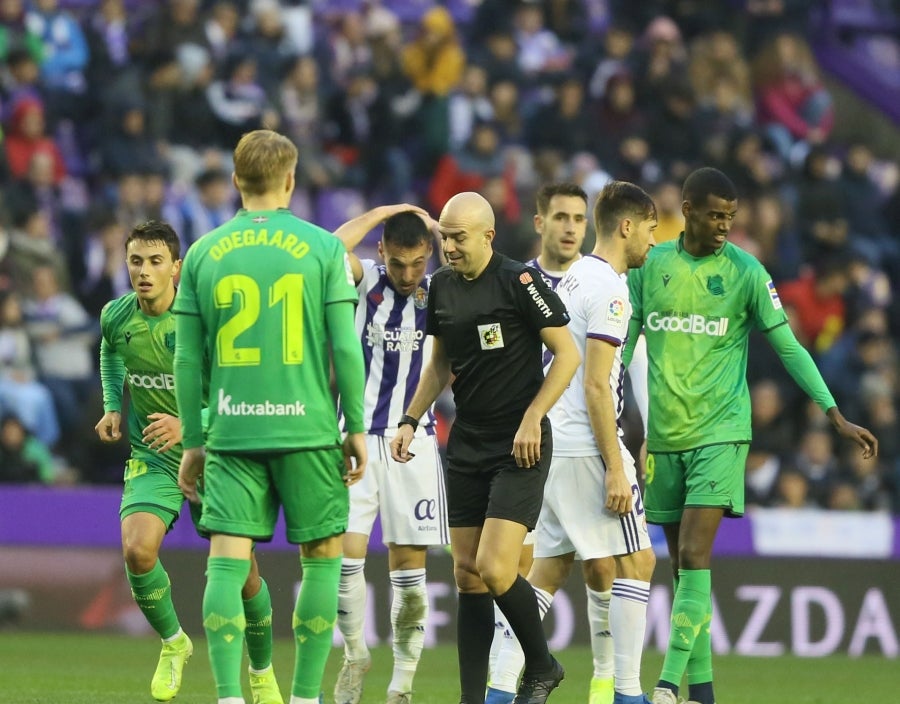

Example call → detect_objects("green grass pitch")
0 633 890 703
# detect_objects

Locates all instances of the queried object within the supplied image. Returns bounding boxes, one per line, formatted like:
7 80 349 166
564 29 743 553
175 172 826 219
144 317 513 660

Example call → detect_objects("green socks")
204 556 251 699
127 560 180 639
659 568 711 688
244 577 275 671
292 555 342 699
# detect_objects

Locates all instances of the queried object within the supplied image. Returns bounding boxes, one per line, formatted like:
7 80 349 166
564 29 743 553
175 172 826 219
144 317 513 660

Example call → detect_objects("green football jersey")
628 236 788 452
100 292 181 471
173 208 358 452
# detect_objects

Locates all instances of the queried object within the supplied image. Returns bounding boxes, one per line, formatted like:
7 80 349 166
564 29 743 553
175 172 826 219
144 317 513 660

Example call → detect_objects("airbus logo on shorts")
217 388 306 416
646 311 729 337
128 372 175 390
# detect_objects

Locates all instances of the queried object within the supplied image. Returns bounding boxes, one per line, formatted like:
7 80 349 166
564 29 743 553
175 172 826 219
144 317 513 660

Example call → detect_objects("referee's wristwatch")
398 414 419 432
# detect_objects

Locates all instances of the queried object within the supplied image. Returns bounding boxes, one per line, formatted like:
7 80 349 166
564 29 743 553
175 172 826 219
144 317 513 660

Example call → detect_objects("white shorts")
533 451 650 560
347 433 450 546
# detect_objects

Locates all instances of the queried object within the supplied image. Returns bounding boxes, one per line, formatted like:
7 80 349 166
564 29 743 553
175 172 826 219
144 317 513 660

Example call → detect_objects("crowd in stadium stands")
0 0 898 514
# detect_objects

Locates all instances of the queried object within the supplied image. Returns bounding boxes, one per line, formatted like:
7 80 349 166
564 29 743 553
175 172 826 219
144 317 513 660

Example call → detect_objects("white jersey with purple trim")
354 259 436 436
550 255 630 456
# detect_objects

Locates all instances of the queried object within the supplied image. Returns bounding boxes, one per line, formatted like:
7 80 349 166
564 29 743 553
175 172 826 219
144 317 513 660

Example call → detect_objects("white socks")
388 568 428 694
489 586 553 693
337 557 369 661
609 578 650 696
586 586 614 679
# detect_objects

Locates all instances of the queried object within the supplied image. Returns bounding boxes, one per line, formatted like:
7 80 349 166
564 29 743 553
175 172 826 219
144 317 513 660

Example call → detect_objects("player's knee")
122 542 158 574
474 556 516 595
678 541 711 570
452 560 482 592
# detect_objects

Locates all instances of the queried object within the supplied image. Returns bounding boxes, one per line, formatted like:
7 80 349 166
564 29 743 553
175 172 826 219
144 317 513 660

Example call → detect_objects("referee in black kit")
391 191 580 704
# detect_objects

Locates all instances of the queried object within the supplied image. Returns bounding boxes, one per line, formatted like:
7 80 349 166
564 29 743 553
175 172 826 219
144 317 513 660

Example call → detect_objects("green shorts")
644 443 749 524
200 447 348 544
119 455 185 530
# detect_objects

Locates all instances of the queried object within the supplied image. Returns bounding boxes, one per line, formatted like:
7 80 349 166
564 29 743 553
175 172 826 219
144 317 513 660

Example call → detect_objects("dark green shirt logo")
707 275 725 296
165 331 176 353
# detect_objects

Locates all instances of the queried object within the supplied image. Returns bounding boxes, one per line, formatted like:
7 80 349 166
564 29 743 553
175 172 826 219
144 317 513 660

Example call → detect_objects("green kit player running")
96 220 282 703
623 167 878 704
173 130 367 704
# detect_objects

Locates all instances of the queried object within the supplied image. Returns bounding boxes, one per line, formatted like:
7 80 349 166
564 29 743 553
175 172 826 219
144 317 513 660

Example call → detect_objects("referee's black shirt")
426 252 570 428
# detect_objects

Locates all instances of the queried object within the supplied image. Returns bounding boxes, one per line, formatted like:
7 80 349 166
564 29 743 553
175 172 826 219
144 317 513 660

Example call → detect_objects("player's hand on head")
94 411 122 442
605 468 633 516
390 426 415 463
143 413 183 453
512 416 542 468
178 447 205 504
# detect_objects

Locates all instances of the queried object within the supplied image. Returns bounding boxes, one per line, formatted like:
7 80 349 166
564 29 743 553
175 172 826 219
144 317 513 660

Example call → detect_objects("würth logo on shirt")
478 323 504 350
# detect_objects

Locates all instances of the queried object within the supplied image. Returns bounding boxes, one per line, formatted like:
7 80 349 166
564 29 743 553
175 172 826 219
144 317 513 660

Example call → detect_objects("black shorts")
445 416 552 529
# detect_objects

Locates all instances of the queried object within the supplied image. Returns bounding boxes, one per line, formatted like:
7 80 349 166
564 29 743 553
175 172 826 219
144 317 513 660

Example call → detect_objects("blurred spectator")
76 208 129 316
402 5 465 175
513 0 572 80
166 167 234 250
778 256 848 355
83 0 143 118
794 147 848 262
469 30 524 87
428 120 514 214
0 0 43 65
752 32 833 166
25 0 89 126
0 412 64 484
204 0 241 65
647 77 700 181
747 190 803 281
792 426 841 507
132 0 211 140
22 265 97 442
206 51 279 150
539 0 589 49
99 98 167 180
323 10 371 92
1 47 43 126
631 15 688 110
0 290 60 447
648 180 683 244
746 379 798 507
773 468 815 509
488 78 526 145
279 54 344 189
448 64 494 150
587 20 637 100
7 205 69 294
593 70 646 169
4 98 67 184
241 0 301 101
526 74 593 161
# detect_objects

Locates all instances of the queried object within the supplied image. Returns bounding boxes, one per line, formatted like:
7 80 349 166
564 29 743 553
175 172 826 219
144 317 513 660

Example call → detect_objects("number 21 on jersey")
214 273 303 366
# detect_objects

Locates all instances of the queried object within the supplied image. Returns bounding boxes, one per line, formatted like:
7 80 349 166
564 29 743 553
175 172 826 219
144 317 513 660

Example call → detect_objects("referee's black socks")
494 575 554 674
457 591 494 703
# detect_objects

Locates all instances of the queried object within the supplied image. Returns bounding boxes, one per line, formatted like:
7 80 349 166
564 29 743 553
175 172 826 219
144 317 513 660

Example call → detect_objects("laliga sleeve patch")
477 323 504 350
766 280 782 310
607 296 626 323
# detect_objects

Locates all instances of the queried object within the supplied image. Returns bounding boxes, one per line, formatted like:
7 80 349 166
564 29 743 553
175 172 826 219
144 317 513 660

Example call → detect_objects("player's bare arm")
142 413 183 453
584 338 632 515
94 411 122 442
512 325 580 468
391 336 450 463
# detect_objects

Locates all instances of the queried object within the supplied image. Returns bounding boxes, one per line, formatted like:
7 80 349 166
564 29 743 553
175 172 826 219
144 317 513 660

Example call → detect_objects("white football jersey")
550 255 630 456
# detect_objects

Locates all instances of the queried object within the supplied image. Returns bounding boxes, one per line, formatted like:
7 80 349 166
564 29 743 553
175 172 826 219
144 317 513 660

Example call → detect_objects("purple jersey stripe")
371 292 408 431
